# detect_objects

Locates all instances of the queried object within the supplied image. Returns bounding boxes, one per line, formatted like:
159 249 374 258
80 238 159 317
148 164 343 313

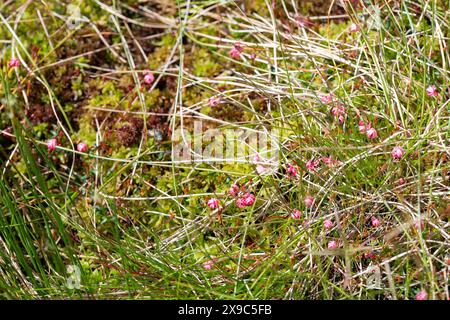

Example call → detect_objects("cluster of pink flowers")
47 139 89 154
287 156 342 178
207 183 256 210
320 93 335 105
331 104 346 124
229 41 244 59
322 156 341 168
286 163 298 178
8 58 20 69
236 192 256 208
359 121 378 139
306 159 320 171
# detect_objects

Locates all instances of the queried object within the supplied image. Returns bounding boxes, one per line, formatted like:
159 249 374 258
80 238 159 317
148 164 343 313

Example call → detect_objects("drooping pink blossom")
306 159 320 171
391 146 405 160
358 120 367 133
323 219 333 230
236 193 256 208
366 127 378 139
350 23 360 33
77 142 88 153
243 193 256 206
47 138 57 152
331 104 346 123
291 209 301 220
229 42 244 59
371 217 381 228
252 153 261 163
208 96 221 107
322 156 339 168
236 197 246 209
328 240 338 249
256 164 266 174
415 290 428 300
286 164 298 178
397 177 406 186
426 85 439 98
414 219 425 230
207 198 219 210
304 196 315 208
320 93 335 105
203 260 214 270
143 71 155 85
8 58 20 69
229 184 239 197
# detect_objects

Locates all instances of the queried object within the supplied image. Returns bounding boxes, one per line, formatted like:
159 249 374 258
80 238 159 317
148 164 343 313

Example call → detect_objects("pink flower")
322 156 339 168
415 290 428 300
208 96 221 107
143 72 155 85
320 93 334 105
306 159 320 171
203 260 214 270
397 177 406 186
243 193 256 206
331 104 345 117
252 153 261 163
47 139 57 152
229 42 243 59
366 127 378 139
236 193 256 208
8 58 20 69
331 104 346 123
371 217 381 228
391 146 405 160
358 120 367 133
350 23 360 33
256 164 266 174
77 142 88 153
426 85 439 98
207 198 219 210
229 184 239 197
236 198 246 208
291 209 301 220
304 196 315 207
414 219 425 230
323 219 333 230
286 164 298 178
328 240 338 249
364 251 375 260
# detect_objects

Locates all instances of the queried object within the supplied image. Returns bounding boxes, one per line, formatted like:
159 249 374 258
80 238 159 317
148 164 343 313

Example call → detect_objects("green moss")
192 48 221 77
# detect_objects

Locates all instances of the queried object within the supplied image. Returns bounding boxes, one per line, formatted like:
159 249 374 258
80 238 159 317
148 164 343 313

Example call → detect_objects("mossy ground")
0 0 449 299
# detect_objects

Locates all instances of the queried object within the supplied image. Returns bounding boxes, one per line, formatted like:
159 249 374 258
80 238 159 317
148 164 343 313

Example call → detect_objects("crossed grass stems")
0 0 449 298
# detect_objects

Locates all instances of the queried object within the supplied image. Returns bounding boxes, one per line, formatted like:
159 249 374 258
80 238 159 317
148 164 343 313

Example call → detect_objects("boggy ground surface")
0 0 449 299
